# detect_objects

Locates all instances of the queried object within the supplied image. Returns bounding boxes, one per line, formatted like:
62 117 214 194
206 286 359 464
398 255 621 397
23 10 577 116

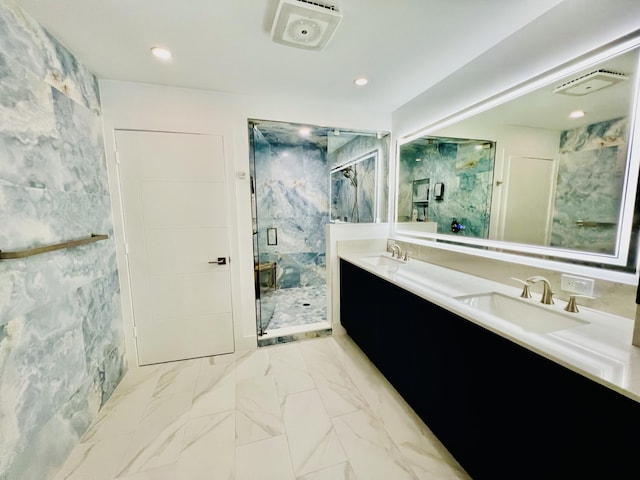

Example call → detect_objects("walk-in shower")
249 119 390 345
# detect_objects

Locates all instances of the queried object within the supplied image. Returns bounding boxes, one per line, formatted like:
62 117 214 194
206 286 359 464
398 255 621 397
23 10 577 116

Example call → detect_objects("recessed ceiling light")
569 110 585 119
354 77 369 86
151 47 172 60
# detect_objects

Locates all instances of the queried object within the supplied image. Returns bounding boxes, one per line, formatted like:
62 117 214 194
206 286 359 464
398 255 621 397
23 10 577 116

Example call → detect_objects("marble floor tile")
268 344 315 397
299 337 369 417
283 389 347 476
234 349 271 381
235 435 295 480
235 374 284 446
332 408 419 480
53 435 131 480
190 357 236 418
176 410 235 480
297 461 358 480
53 336 470 480
113 463 178 480
80 372 158 443
151 359 200 398
115 391 192 477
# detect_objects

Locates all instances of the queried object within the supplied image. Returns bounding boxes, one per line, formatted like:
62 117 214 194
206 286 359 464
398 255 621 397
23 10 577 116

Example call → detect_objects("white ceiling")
14 0 564 113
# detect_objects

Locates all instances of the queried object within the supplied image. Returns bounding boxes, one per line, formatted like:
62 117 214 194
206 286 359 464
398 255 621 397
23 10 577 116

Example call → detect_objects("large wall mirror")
394 35 640 272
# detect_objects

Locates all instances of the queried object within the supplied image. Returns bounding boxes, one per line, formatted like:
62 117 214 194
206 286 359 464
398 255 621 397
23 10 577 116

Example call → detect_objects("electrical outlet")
561 274 595 296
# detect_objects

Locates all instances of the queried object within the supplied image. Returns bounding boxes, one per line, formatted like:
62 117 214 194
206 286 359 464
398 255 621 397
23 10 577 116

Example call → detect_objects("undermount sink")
455 292 589 334
359 254 406 267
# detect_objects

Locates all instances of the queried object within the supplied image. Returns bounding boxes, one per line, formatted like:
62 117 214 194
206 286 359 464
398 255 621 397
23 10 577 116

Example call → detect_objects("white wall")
99 80 391 363
326 224 390 335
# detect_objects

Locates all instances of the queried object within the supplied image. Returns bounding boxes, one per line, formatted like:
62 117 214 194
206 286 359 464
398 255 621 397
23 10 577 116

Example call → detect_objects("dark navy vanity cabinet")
340 259 640 479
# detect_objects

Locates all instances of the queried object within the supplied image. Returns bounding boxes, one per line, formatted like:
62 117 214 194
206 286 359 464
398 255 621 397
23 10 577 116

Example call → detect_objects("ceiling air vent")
271 0 342 51
553 69 629 96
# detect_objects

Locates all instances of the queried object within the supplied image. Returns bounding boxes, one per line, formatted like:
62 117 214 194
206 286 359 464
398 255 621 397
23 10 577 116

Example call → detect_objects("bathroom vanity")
339 252 640 479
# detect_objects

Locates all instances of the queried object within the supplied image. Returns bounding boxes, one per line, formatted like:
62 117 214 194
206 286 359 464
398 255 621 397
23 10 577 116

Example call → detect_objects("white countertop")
339 250 640 402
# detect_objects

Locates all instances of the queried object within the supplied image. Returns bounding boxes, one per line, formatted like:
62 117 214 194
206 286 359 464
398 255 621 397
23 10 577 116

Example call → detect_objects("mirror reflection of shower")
249 119 390 345
342 165 358 222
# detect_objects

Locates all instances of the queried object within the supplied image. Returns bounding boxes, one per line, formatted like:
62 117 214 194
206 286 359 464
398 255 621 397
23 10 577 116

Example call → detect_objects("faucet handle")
402 251 412 262
511 278 532 298
564 294 595 313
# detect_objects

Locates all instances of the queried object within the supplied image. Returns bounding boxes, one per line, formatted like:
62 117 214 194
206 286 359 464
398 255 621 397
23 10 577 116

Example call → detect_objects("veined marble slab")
0 0 100 112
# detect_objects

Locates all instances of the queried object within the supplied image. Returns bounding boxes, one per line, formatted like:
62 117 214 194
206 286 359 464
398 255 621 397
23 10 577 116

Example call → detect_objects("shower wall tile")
399 141 494 237
551 117 627 253
259 252 326 288
252 126 329 289
258 214 329 255
4 381 97 480
0 0 124 478
0 186 117 323
0 56 106 193
0 0 101 113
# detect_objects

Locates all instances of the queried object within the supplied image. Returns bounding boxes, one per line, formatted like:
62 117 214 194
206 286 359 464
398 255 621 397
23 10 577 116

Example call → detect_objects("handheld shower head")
342 166 357 187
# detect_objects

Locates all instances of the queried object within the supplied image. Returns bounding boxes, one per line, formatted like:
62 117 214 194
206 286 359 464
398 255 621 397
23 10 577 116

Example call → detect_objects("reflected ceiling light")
569 110 586 118
354 77 369 86
334 129 340 136
376 132 383 139
415 158 422 162
151 47 172 60
299 127 312 137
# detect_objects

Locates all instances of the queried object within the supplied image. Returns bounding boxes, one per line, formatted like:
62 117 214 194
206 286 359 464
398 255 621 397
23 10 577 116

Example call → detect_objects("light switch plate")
561 274 595 296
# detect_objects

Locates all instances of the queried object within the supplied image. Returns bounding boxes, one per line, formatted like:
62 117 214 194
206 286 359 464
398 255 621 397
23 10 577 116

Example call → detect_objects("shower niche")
249 119 390 344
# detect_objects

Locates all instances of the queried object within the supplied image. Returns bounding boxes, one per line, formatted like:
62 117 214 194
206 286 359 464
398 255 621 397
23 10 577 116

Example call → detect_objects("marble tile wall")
251 126 329 289
398 140 494 237
0 1 125 478
551 117 628 253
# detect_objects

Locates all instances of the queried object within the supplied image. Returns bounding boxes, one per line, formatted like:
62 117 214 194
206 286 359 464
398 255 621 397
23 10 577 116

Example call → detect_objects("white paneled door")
115 130 234 365
500 155 556 246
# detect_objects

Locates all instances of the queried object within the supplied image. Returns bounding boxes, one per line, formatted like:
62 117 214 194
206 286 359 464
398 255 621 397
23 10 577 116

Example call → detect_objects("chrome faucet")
526 275 554 304
390 243 402 259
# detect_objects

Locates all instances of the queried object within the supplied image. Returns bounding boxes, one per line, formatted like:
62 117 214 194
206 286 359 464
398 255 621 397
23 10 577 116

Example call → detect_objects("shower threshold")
258 321 332 347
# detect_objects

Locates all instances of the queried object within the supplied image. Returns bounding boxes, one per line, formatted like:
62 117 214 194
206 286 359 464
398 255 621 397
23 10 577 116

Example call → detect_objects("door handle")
209 257 227 265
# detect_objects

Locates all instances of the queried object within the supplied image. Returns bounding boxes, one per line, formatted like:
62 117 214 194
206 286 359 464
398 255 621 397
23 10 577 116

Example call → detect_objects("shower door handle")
209 257 227 265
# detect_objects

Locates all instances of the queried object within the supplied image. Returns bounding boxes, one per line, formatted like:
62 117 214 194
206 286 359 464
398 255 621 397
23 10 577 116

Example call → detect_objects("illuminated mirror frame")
391 34 640 278
330 149 380 223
